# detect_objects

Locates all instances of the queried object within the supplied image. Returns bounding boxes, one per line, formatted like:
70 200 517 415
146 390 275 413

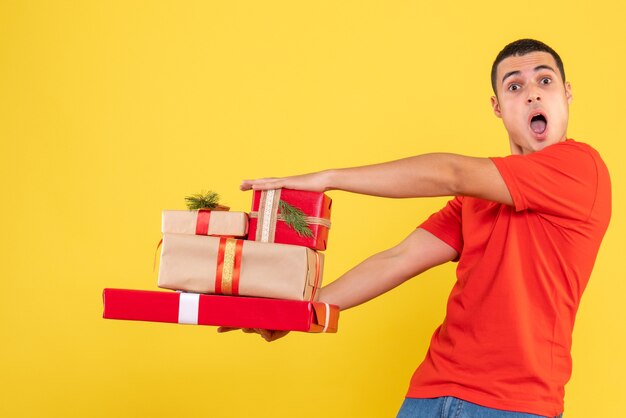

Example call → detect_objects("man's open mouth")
530 113 547 135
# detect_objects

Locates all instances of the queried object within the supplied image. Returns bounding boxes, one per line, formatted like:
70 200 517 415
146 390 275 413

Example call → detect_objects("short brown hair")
491 39 565 94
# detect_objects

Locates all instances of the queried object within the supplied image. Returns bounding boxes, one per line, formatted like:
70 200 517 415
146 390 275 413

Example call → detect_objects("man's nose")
527 88 541 103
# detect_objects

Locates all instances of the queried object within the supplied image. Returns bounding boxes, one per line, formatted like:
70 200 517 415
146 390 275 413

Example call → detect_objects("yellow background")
1 1 624 417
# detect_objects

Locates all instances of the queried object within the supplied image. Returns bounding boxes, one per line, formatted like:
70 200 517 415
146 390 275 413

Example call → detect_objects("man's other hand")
217 326 290 342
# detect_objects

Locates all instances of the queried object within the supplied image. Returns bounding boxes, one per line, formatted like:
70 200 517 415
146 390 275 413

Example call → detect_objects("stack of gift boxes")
103 189 340 333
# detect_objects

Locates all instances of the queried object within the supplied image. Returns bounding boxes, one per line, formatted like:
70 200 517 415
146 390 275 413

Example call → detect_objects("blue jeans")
397 397 563 418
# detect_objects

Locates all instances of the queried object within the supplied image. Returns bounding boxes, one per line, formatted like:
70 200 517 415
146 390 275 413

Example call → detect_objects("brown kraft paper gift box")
157 233 324 301
162 210 248 238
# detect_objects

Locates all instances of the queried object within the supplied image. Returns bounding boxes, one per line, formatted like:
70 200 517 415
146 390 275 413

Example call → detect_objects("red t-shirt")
405 139 611 416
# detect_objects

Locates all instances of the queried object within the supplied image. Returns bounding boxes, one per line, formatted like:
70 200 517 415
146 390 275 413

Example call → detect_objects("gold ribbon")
220 238 237 294
215 237 243 295
250 211 332 229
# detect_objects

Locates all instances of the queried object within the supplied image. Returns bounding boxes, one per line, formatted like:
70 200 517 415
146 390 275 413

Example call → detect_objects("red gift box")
248 189 332 251
102 288 339 333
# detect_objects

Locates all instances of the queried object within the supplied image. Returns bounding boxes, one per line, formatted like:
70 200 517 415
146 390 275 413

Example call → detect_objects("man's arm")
319 227 458 310
241 153 513 206
218 227 457 340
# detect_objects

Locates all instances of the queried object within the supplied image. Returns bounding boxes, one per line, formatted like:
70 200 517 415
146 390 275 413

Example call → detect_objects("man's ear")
491 95 502 118
565 81 573 104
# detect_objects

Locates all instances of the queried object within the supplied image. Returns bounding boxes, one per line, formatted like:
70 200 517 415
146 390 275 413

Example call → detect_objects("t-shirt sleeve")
490 141 599 221
418 196 464 256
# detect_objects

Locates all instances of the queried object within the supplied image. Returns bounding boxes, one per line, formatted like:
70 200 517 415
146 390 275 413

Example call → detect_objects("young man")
230 39 611 417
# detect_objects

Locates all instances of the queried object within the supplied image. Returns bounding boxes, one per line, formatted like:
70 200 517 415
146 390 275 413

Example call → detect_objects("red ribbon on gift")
195 209 211 235
214 237 243 295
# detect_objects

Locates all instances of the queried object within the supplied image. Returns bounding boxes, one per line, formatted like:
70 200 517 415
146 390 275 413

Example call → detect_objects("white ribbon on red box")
178 292 200 325
178 292 333 332
260 189 277 242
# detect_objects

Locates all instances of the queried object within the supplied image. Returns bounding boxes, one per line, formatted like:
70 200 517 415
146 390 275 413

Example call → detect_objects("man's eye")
541 77 552 85
508 84 520 91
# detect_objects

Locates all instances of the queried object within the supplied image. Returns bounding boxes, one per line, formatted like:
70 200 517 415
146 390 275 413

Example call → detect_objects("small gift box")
162 210 248 238
248 189 332 251
157 233 324 301
102 288 339 333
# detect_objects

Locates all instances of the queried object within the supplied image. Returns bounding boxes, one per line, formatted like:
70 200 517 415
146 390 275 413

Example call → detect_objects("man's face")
491 51 572 155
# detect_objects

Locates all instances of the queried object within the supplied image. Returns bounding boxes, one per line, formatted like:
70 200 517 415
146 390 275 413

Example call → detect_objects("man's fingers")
241 171 327 193
252 182 283 191
217 327 257 334
240 178 285 191
240 178 274 188
241 328 258 333
217 327 239 333
217 327 289 342
258 329 272 341
261 330 290 342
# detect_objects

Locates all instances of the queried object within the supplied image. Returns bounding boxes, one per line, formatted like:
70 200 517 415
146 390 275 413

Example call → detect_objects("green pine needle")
279 200 314 238
185 190 220 210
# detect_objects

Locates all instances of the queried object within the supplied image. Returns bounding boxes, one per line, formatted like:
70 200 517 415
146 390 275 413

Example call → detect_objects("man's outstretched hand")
217 327 290 342
240 171 332 193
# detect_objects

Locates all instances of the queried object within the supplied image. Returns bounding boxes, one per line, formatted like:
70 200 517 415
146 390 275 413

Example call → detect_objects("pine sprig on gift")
185 190 221 210
278 200 314 238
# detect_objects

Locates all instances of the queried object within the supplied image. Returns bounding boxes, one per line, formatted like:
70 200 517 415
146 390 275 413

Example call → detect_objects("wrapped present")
102 288 339 333
157 233 324 301
162 210 248 238
248 189 332 251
